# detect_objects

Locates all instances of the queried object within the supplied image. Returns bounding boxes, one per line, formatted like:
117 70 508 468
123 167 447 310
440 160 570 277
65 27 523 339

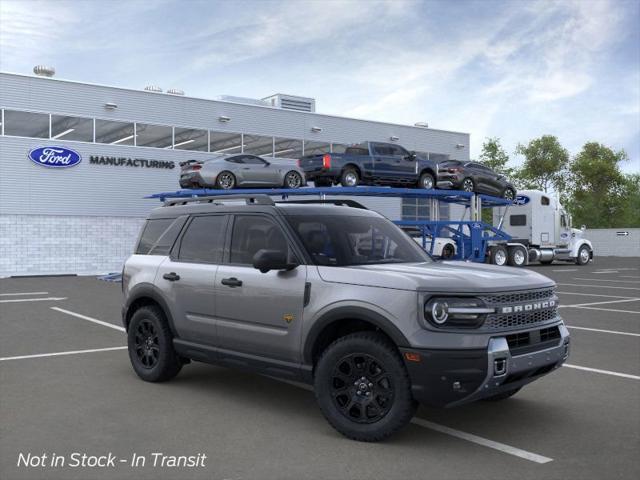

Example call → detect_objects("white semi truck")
489 189 594 267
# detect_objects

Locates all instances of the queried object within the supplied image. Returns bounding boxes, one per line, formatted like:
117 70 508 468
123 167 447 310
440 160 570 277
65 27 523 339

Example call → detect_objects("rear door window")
177 215 227 263
136 218 185 255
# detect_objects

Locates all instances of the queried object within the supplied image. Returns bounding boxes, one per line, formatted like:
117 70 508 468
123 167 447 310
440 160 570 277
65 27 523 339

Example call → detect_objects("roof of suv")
147 201 381 220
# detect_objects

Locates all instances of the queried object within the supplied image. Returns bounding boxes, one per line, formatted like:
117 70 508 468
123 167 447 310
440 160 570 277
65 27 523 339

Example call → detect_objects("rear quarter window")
136 217 186 255
510 215 527 227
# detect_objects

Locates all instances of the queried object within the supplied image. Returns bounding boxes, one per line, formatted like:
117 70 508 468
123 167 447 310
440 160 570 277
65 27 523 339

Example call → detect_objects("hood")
317 261 555 293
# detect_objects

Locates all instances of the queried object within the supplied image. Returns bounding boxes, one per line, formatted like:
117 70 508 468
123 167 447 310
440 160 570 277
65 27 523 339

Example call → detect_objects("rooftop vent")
33 65 55 77
216 95 270 107
167 88 185 96
262 94 316 113
144 85 163 93
414 122 429 128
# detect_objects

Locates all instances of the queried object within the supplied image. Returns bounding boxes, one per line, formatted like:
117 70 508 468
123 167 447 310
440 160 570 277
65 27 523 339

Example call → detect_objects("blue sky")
1 0 638 172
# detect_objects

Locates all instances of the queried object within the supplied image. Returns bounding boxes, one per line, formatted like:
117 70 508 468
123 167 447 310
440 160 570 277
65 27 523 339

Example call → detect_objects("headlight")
424 297 494 328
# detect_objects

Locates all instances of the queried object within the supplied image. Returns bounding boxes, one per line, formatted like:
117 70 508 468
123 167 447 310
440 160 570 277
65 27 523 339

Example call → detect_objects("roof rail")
164 194 275 207
276 199 368 209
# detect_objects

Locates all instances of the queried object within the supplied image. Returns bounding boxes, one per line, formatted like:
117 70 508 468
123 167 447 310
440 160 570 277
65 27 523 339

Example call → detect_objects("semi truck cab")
492 190 593 266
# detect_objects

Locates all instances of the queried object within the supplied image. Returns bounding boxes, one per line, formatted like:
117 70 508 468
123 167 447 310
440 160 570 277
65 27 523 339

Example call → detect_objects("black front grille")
485 308 558 330
506 326 561 356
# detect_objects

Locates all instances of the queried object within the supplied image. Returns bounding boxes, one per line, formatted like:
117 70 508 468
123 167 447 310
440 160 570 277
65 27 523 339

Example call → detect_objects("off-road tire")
482 387 521 401
314 332 416 442
340 167 360 187
127 306 183 382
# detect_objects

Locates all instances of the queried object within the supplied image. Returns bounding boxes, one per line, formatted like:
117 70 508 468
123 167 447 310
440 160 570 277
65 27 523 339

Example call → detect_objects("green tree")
479 137 514 177
566 142 632 228
515 135 570 193
618 174 640 227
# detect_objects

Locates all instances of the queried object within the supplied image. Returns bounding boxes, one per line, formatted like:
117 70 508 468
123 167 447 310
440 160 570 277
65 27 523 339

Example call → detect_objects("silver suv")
122 195 570 441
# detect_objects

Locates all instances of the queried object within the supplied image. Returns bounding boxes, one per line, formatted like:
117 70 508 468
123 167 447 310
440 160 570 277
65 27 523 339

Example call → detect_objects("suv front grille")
506 326 562 356
480 287 558 331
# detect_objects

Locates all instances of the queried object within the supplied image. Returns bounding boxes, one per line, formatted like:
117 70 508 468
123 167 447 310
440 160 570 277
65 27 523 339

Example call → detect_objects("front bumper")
436 173 463 189
401 323 570 407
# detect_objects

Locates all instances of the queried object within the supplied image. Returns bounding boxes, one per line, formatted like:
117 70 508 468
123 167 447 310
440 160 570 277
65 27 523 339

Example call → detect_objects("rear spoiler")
179 160 203 167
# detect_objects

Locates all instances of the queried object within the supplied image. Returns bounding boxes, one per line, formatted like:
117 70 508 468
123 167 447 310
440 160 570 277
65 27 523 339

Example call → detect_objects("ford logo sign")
514 195 530 205
28 146 82 168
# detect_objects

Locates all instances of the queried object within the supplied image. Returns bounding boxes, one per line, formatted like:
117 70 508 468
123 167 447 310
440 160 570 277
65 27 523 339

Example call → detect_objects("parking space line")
593 270 619 274
410 418 553 464
566 325 640 337
559 298 640 308
556 291 636 299
621 275 640 279
564 364 640 380
0 346 126 362
51 307 126 332
568 306 640 314
572 278 640 284
552 269 578 272
0 291 49 296
270 377 553 464
557 283 640 291
0 297 67 303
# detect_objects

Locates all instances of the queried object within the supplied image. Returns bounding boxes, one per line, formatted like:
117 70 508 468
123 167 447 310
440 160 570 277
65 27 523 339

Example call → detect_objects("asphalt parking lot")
1 257 639 480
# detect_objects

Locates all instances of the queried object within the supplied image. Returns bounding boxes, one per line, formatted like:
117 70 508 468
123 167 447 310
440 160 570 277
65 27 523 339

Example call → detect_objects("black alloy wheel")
134 319 160 369
462 178 475 192
330 353 394 424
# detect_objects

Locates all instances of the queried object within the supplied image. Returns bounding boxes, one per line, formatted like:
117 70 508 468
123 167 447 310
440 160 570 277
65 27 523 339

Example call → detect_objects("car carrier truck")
489 190 594 267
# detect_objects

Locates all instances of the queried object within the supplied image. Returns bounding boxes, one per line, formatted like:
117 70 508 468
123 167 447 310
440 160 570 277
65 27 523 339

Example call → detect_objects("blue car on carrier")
298 141 439 189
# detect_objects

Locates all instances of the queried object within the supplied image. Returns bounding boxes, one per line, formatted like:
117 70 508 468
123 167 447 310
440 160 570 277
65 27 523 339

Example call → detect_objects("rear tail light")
447 167 461 173
322 154 331 169
297 159 301 167
192 165 202 171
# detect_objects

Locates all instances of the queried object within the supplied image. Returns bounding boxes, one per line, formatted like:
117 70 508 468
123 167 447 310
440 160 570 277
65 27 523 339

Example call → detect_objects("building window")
273 137 303 159
173 127 208 151
3 110 49 138
95 119 135 145
51 114 94 142
135 123 173 148
210 131 243 154
303 140 331 156
402 198 430 221
243 134 274 156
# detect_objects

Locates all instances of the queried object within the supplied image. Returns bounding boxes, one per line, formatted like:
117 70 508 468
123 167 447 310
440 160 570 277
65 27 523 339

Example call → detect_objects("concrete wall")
587 228 640 257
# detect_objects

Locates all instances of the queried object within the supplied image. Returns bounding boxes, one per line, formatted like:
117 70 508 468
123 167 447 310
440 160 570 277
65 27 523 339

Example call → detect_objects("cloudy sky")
1 0 638 171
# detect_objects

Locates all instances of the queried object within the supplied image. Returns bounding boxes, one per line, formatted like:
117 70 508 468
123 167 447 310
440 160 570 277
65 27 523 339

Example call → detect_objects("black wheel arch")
303 306 410 365
342 163 362 177
419 167 436 179
123 283 177 336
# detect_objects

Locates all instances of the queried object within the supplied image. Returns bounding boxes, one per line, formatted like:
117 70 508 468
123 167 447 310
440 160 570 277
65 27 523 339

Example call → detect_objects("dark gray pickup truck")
298 141 439 189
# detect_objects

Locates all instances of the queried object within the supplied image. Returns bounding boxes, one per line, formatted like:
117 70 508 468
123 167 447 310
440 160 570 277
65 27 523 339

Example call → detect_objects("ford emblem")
514 195 530 205
28 146 82 168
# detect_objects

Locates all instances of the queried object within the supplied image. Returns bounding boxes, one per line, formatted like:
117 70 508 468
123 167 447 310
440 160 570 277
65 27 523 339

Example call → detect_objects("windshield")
286 215 432 266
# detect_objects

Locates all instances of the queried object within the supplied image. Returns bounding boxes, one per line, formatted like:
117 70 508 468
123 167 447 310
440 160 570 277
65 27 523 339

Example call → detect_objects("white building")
0 70 470 277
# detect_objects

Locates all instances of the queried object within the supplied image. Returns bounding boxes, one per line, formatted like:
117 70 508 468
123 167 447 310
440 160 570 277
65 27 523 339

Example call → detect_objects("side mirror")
406 151 416 161
581 225 586 231
252 249 298 273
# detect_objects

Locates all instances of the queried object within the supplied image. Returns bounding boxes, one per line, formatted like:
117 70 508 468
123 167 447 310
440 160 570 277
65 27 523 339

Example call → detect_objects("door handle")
221 277 243 287
163 272 180 281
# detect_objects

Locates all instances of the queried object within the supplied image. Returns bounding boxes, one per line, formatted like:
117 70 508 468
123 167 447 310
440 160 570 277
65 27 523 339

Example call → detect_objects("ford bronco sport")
122 195 570 441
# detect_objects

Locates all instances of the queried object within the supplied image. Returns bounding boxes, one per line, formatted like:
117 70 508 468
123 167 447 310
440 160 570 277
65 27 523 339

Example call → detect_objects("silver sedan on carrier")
179 154 307 190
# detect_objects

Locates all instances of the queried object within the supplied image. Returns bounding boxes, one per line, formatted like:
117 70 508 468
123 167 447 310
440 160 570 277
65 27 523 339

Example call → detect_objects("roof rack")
276 199 368 209
164 194 274 207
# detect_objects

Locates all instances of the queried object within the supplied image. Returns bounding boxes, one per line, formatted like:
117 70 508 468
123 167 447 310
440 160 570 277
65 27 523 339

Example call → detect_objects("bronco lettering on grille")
500 299 555 314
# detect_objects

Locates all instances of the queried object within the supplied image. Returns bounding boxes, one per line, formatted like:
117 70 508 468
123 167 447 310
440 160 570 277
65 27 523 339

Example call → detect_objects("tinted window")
178 215 227 263
230 216 289 264
510 215 527 226
226 156 245 164
242 155 267 165
95 119 135 145
388 145 409 157
373 144 393 155
541 196 550 206
136 218 174 254
136 123 173 148
4 110 49 138
345 147 369 155
51 114 94 142
287 215 431 266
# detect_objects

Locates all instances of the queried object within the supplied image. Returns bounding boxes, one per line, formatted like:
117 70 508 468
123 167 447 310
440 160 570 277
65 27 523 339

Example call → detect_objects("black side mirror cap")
252 249 298 273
